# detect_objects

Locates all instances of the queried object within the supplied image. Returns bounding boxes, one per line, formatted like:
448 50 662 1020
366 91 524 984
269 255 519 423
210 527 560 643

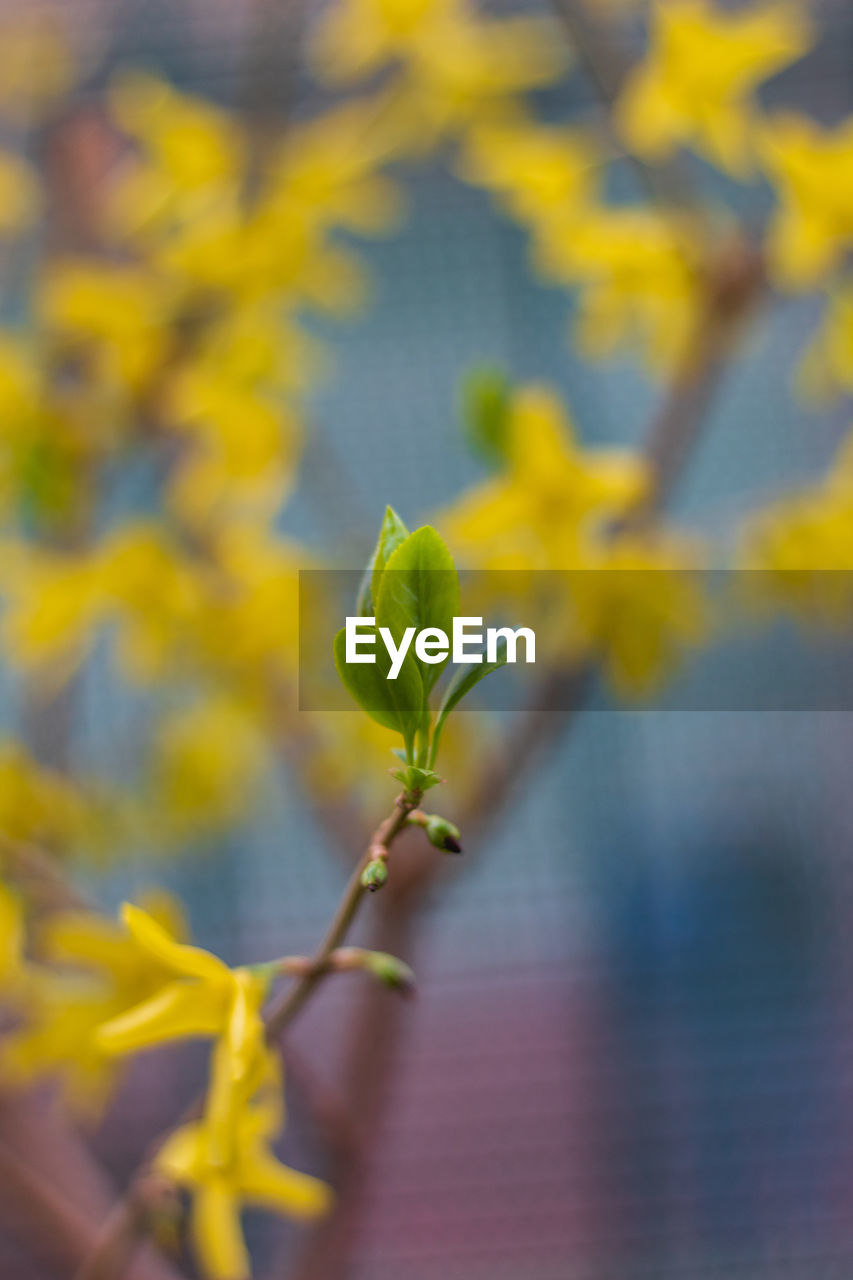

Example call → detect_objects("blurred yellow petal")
0 883 24 984
192 1177 250 1280
157 1121 204 1183
96 979 224 1055
617 0 811 175
120 903 230 983
240 1152 332 1219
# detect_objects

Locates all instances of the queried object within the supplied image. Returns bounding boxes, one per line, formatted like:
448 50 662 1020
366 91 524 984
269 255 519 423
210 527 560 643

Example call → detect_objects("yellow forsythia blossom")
570 534 710 695
40 261 173 394
97 904 269 1056
617 0 811 176
96 905 331 1277
0 882 25 988
2 892 189 1117
797 283 853 403
740 429 853 622
96 523 208 681
150 697 271 842
456 115 600 229
0 742 89 850
312 0 565 137
0 542 105 676
110 71 244 219
535 205 701 373
157 1049 330 1280
760 113 853 290
269 99 406 236
440 383 647 570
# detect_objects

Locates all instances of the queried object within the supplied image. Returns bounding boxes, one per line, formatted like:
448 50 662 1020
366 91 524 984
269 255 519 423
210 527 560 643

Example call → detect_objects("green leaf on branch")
389 764 441 792
333 626 423 760
429 637 509 767
376 526 460 694
461 366 511 469
356 505 410 616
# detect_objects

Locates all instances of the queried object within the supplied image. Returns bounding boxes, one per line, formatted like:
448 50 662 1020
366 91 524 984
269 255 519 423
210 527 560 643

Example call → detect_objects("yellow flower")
111 71 243 201
166 366 301 529
2 892 190 1117
439 383 647 569
149 697 271 842
312 0 565 136
40 261 173 394
198 524 302 680
0 881 25 989
456 114 600 229
570 533 710 695
760 113 853 290
97 904 269 1057
96 523 207 681
0 741 89 850
617 0 811 176
739 428 853 622
157 1053 331 1280
0 542 105 678
401 12 566 136
312 0 456 83
535 204 702 373
797 282 853 403
268 99 406 236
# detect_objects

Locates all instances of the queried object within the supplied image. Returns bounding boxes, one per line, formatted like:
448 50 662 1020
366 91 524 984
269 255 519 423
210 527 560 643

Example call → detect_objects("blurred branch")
0 834 91 914
242 0 308 203
0 1094 186 1280
551 0 705 220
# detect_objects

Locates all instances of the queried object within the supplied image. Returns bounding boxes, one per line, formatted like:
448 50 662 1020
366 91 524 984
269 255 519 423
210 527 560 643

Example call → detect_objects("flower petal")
192 1176 250 1280
120 902 230 982
239 1149 332 1220
156 1121 204 1184
96 980 224 1055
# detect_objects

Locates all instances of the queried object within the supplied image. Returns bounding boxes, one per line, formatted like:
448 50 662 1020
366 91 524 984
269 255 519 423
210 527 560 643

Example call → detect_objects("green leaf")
356 506 410 616
333 627 422 760
390 765 441 792
429 637 509 767
460 367 511 469
376 526 460 694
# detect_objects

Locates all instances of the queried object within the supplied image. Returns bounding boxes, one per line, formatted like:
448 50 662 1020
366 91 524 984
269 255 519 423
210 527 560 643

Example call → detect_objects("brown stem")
264 792 421 1037
549 0 705 220
0 834 91 914
0 1094 184 1280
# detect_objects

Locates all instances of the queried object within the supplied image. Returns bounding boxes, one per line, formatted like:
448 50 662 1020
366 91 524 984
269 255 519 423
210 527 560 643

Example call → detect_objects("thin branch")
550 0 705 219
0 834 91 913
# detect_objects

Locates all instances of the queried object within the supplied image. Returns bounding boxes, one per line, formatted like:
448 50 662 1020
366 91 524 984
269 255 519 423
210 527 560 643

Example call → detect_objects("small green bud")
365 950 416 996
425 815 462 854
361 859 388 891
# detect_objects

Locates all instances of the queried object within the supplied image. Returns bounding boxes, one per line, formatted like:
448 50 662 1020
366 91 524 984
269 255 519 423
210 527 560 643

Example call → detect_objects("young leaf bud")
361 858 388 891
425 815 462 853
365 950 416 996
